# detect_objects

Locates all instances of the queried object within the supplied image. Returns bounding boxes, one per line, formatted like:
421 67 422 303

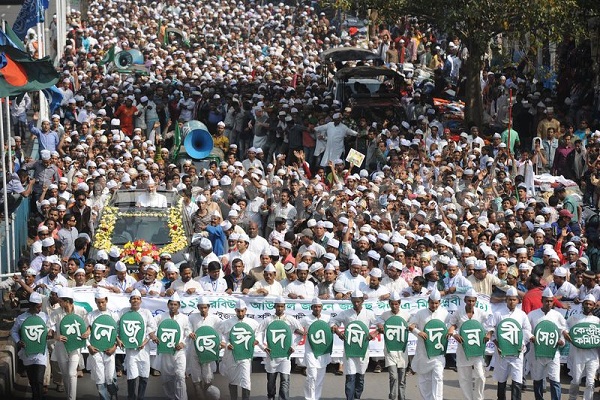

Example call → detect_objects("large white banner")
72 288 502 357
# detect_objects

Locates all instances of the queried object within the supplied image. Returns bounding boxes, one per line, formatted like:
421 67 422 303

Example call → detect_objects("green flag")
99 45 115 66
423 319 448 358
496 318 523 357
5 25 25 51
344 321 370 358
90 314 118 352
20 315 47 356
266 320 292 359
533 320 560 358
172 122 182 161
229 322 255 361
384 315 409 352
157 318 181 355
569 322 600 349
0 45 59 97
119 311 146 349
194 326 220 364
459 319 486 359
59 314 87 353
307 320 333 358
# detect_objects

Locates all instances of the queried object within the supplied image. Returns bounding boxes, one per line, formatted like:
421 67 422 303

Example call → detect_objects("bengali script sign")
90 314 118 352
20 315 48 356
533 320 560 358
71 289 500 357
569 322 600 349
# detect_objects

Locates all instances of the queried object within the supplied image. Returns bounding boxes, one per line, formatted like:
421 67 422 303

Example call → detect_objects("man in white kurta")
117 289 157 400
217 299 259 400
85 290 119 400
408 290 449 400
564 294 599 400
314 112 358 167
300 297 331 400
330 289 378 400
527 287 567 400
151 292 191 400
48 287 89 400
248 263 284 296
377 292 410 400
283 262 315 299
258 296 304 400
10 292 48 400
187 296 221 396
490 287 532 400
447 288 492 400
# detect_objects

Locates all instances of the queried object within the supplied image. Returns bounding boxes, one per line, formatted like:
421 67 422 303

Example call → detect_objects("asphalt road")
11 359 600 399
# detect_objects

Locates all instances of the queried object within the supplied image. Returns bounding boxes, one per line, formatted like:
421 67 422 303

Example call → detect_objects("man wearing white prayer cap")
408 289 449 400
85 289 119 399
118 289 157 400
314 109 358 167
216 296 259 400
187 296 221 398
447 288 492 400
299 296 331 400
360 268 390 301
564 294 599 400
248 263 284 296
257 295 303 400
526 287 567 400
378 291 411 400
151 291 191 400
547 266 579 301
330 289 378 400
10 291 48 400
489 286 532 400
333 256 367 299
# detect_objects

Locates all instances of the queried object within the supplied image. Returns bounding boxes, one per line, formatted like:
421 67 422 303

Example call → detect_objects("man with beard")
217 299 259 400
167 263 203 296
564 294 599 400
136 181 167 208
132 264 164 297
361 268 390 300
314 112 358 167
283 262 315 299
316 263 337 299
248 264 284 296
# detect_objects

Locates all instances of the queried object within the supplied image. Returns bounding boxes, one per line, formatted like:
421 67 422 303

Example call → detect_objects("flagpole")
0 94 12 274
2 21 13 174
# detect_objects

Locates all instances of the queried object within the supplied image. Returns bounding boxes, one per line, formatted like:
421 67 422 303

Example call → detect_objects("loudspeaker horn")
115 49 144 69
182 120 214 159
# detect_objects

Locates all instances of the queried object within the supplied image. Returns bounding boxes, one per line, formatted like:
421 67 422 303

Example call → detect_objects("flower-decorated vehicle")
90 190 193 273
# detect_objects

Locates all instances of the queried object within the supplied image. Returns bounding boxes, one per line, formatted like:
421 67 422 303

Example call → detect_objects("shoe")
374 364 382 373
77 370 83 378
335 369 343 376
116 370 123 377
151 369 161 376
43 385 48 395
56 384 64 392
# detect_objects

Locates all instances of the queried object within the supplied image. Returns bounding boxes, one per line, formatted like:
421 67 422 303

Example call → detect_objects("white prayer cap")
351 289 364 298
506 287 518 297
198 296 210 305
297 262 309 271
464 288 478 298
130 289 142 298
311 297 322 305
369 268 382 278
264 263 276 273
542 287 554 298
274 296 286 304
429 289 441 301
389 292 402 301
74 268 86 276
423 265 434 275
553 267 567 277
169 292 181 302
95 289 109 299
58 287 73 299
115 261 127 272
29 292 43 304
584 294 596 303
235 299 247 309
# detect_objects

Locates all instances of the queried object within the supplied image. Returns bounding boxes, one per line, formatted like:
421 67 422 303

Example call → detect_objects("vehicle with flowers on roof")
90 190 193 272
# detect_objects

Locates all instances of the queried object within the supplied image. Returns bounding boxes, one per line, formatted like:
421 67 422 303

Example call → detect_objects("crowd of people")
3 0 600 399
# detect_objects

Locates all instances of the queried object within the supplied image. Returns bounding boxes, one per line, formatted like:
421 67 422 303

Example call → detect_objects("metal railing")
0 198 30 275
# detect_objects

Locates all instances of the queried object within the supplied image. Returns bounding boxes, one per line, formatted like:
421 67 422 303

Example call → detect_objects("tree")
331 0 583 127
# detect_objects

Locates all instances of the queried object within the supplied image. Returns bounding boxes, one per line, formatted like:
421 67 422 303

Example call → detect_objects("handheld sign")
384 315 409 352
194 326 220 364
90 314 118 352
59 314 87 353
533 320 560 358
423 319 448 358
119 311 146 349
266 320 292 359
344 321 370 358
20 315 47 356
229 322 255 361
307 320 333 358
569 322 600 349
496 318 523 357
157 319 181 355
459 319 486 359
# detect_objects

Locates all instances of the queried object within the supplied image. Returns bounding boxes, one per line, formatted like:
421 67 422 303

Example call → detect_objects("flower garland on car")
93 199 188 263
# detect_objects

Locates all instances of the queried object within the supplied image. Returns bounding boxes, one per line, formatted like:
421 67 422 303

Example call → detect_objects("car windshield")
111 209 171 245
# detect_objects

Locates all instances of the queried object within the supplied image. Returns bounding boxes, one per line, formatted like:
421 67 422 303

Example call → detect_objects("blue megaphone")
182 120 214 159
